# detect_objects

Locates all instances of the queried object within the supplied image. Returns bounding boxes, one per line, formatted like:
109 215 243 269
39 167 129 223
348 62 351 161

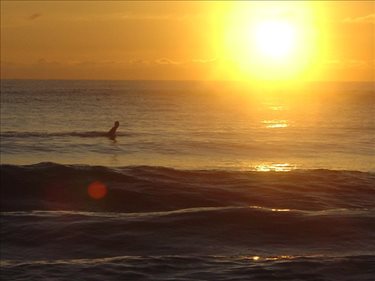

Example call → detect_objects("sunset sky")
1 1 374 81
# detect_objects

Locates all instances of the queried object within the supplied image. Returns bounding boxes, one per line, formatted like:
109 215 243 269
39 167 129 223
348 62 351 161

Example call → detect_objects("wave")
1 162 374 213
2 254 374 281
1 163 374 280
2 206 374 259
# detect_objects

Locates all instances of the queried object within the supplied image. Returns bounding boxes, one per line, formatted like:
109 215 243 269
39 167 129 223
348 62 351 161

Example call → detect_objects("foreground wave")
2 162 374 212
2 254 374 281
1 163 374 280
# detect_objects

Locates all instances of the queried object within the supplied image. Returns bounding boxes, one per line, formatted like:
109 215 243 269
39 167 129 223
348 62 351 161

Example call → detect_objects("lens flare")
88 181 107 200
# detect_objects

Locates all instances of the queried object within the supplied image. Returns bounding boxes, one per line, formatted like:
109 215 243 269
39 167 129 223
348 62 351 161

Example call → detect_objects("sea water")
1 80 374 280
1 80 374 171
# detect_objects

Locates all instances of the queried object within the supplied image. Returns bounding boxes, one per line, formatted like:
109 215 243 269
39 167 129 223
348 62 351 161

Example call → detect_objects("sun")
253 19 297 60
216 2 321 81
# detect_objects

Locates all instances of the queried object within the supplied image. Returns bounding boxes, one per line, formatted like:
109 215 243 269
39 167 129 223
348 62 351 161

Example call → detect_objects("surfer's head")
114 121 120 127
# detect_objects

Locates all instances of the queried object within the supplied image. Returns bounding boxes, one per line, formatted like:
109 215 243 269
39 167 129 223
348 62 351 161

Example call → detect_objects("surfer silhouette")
107 121 119 139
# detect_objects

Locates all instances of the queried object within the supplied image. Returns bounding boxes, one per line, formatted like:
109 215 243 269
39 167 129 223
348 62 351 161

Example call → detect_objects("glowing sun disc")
217 2 321 80
253 20 297 60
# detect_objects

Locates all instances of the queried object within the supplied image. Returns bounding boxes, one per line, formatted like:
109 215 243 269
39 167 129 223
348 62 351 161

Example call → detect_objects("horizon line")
1 78 374 83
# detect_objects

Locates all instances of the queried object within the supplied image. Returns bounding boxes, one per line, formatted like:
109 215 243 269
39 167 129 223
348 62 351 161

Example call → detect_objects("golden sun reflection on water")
269 105 287 111
255 163 296 172
262 119 288 128
271 208 291 212
243 255 296 262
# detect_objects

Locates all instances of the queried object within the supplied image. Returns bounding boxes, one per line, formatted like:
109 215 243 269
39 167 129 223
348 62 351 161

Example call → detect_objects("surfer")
107 121 119 139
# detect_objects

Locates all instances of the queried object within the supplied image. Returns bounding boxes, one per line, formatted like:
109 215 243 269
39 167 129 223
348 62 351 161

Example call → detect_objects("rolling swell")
1 255 375 281
1 163 374 267
1 162 374 212
2 207 375 259
0 163 375 281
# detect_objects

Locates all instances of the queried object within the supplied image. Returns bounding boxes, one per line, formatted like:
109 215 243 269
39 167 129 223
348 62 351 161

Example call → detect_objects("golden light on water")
267 124 288 128
262 120 289 128
268 105 287 111
255 163 296 172
243 255 296 262
271 208 291 212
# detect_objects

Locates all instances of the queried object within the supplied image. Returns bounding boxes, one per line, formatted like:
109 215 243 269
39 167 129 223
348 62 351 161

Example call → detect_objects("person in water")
107 121 119 139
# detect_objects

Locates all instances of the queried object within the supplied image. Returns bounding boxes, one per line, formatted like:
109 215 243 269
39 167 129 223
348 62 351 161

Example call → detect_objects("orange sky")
1 1 374 80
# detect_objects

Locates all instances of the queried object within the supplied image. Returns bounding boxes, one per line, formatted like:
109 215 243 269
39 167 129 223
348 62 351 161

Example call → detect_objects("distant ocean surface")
1 80 374 280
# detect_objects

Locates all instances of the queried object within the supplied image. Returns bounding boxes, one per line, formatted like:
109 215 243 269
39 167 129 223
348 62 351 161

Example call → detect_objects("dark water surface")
1 163 375 280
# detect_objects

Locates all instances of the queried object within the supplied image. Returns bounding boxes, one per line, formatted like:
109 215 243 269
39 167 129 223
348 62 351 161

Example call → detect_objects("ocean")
1 79 374 280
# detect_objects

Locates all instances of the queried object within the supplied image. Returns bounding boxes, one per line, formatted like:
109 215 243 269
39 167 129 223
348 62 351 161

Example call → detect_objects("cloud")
155 58 182 65
35 58 62 67
191 58 217 64
343 13 375 24
28 13 42 21
127 59 150 65
121 13 195 21
68 12 201 23
2 56 373 80
324 59 371 69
